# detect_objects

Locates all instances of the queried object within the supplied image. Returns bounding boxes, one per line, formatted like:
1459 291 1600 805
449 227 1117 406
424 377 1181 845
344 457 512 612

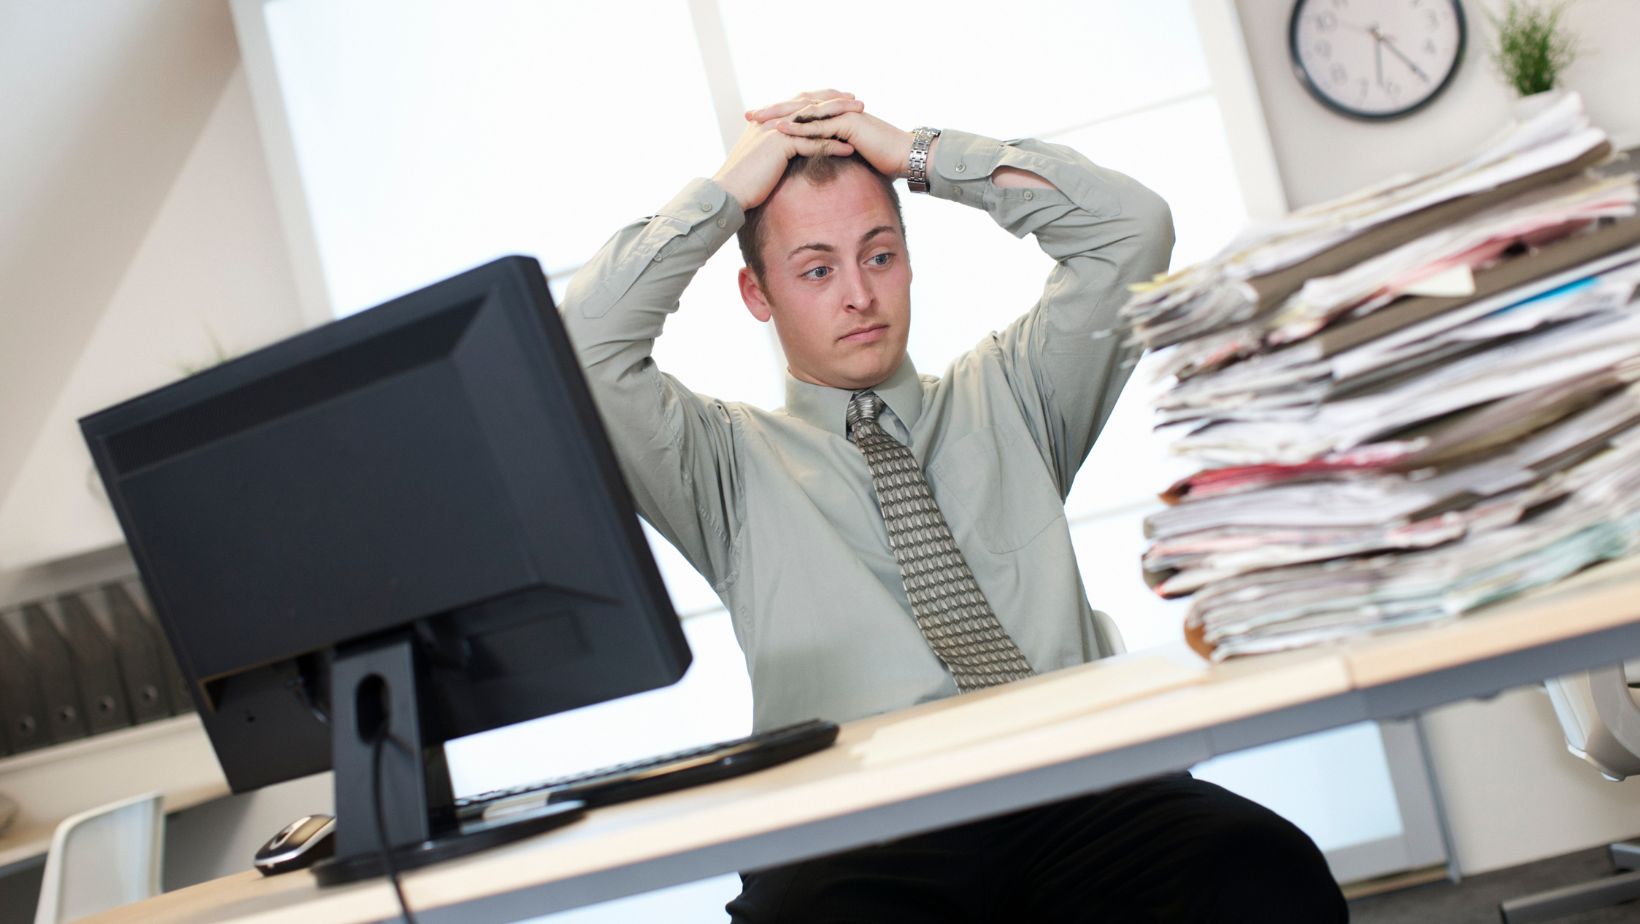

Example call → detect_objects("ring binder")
57 593 135 734
21 603 90 745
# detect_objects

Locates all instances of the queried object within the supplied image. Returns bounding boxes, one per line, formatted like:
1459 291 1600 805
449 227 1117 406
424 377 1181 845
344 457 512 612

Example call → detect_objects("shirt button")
715 216 727 229
954 162 966 173
1024 190 1034 201
700 201 714 213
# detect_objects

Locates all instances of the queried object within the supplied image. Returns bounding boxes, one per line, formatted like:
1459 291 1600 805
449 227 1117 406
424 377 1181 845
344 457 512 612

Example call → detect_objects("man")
564 91 1346 922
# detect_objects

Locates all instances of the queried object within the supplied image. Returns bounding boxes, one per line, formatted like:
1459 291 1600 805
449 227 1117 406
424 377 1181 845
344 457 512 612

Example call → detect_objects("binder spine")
0 613 49 755
56 594 134 735
103 582 178 723
119 581 195 714
21 604 90 745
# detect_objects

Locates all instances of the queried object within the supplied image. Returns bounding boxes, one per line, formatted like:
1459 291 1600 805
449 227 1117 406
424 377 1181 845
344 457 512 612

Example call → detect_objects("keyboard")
455 718 840 822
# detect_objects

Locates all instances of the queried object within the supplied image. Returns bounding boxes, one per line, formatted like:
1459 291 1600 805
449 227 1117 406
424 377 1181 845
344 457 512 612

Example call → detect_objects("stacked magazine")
1123 93 1640 660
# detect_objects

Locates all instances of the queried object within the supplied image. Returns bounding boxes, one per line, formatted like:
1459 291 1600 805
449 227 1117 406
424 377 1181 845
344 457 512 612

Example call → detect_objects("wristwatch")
907 127 941 193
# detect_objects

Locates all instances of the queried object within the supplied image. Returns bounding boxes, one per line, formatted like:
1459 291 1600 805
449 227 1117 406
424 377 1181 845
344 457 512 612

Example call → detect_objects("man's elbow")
1127 185 1176 268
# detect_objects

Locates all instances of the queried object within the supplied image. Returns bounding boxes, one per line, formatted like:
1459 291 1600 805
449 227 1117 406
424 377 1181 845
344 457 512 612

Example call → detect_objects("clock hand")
1381 34 1432 83
1375 33 1384 87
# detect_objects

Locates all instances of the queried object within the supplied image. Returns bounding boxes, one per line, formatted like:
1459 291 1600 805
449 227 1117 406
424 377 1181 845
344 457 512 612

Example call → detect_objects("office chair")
33 791 164 924
1499 664 1640 923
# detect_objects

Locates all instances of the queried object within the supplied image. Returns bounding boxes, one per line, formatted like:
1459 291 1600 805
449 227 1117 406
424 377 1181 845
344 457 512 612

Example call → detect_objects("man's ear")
739 266 772 323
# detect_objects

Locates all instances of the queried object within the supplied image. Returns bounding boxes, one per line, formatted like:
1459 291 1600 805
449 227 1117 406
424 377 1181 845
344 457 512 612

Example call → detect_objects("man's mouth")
840 324 888 343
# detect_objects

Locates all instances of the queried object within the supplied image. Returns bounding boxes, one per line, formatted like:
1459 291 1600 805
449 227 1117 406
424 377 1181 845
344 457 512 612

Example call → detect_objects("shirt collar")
783 356 923 437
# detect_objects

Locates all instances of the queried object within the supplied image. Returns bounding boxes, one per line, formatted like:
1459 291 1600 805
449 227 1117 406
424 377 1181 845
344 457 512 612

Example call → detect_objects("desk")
85 554 1640 924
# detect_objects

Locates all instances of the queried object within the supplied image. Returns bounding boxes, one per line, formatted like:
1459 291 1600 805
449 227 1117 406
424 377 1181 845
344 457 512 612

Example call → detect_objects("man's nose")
841 266 874 312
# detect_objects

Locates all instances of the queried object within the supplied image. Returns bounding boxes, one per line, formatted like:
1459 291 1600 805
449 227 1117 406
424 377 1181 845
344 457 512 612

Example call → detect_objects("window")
243 2 1419 916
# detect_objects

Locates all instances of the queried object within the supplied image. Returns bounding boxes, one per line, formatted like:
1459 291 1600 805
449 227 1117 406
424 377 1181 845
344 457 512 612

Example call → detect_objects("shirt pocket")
927 429 1064 554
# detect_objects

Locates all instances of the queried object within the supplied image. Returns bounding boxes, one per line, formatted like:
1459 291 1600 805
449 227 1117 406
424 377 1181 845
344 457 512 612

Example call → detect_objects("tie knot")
846 391 885 435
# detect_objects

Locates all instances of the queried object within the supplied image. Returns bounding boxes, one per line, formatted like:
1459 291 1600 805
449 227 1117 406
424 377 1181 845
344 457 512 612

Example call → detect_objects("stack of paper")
1123 93 1640 660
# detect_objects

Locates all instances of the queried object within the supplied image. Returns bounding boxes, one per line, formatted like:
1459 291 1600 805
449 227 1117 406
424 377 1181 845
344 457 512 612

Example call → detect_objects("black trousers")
726 774 1348 923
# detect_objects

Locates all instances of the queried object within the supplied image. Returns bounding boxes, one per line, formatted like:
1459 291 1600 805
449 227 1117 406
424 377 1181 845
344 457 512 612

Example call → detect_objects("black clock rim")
1287 0 1467 122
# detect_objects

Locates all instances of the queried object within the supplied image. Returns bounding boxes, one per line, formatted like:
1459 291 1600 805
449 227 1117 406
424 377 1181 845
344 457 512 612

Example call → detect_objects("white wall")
0 65 308 572
0 2 239 501
1228 0 1640 875
1233 0 1640 209
0 57 314 912
1420 688 1640 875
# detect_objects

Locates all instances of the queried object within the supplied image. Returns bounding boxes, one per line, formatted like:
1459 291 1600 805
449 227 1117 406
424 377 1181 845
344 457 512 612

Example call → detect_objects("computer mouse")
253 814 336 875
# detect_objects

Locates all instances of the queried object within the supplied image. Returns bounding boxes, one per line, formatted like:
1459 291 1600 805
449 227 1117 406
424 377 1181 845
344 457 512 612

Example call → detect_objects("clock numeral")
1314 10 1338 32
1424 38 1438 56
1357 77 1369 100
1331 62 1348 86
1313 39 1332 59
1385 80 1402 99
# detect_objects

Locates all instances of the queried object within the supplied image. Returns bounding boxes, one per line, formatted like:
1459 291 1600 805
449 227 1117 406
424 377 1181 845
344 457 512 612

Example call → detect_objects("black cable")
372 732 420 924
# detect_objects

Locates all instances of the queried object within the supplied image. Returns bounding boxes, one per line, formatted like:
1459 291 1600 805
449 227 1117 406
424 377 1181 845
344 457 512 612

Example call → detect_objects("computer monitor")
80 255 691 882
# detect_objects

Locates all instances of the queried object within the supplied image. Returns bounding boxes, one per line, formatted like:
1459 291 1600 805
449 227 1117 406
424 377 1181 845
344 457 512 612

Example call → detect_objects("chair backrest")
1544 663 1640 781
0 793 18 836
33 791 164 924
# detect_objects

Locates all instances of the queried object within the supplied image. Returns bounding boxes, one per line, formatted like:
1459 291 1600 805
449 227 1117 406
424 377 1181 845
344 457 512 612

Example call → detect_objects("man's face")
739 166 911 392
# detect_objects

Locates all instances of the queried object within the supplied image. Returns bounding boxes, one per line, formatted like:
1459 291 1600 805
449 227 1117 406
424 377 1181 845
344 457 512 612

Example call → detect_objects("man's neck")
782 356 923 437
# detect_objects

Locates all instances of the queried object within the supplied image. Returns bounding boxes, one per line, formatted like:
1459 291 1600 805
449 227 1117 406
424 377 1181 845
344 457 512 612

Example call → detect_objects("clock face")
1290 0 1466 120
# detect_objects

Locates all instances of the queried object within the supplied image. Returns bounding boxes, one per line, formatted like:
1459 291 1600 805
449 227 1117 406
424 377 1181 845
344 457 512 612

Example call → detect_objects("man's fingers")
791 137 855 158
745 91 860 122
777 110 858 138
788 98 864 124
747 98 862 123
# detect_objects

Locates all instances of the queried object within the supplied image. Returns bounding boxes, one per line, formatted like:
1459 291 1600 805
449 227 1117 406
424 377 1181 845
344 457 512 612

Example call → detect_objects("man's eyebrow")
858 225 896 245
785 226 900 261
786 241 835 259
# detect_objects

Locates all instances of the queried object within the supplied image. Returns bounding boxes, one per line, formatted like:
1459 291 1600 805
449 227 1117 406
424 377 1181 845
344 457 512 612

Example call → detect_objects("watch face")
1290 0 1466 120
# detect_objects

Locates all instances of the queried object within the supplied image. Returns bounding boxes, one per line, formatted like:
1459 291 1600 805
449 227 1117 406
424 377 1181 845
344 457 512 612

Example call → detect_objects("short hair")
736 153 904 280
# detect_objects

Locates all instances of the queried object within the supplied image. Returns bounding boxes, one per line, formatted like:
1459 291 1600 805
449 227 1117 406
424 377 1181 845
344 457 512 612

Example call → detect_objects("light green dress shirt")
563 130 1174 731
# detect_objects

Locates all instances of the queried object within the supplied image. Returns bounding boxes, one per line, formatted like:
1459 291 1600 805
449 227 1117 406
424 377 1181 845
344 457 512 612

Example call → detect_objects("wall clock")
1290 0 1467 120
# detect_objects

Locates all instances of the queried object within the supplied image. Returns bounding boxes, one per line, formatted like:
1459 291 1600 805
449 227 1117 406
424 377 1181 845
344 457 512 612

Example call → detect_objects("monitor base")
312 798 585 886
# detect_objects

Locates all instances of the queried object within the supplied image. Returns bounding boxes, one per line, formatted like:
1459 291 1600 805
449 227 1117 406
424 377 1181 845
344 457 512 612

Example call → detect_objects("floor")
1349 846 1640 923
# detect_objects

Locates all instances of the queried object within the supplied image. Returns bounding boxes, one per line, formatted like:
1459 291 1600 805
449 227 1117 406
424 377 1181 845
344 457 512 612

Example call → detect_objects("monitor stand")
312 629 584 886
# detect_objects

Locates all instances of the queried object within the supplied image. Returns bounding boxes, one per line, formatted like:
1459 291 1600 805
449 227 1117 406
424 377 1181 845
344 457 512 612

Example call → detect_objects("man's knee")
1186 782 1348 921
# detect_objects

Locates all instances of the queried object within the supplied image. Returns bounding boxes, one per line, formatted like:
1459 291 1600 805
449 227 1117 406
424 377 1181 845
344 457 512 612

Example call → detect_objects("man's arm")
561 98 857 587
771 111 1175 496
935 130 1174 498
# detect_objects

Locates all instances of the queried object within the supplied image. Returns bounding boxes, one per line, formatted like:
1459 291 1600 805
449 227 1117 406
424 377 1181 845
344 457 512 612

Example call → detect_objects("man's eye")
803 266 831 280
868 252 894 267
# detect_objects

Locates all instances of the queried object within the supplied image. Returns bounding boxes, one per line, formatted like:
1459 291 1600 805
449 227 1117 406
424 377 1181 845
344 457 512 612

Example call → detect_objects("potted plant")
1487 0 1579 116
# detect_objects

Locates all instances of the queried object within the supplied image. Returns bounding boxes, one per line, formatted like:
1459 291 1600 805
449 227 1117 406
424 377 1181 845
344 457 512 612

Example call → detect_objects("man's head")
737 154 911 392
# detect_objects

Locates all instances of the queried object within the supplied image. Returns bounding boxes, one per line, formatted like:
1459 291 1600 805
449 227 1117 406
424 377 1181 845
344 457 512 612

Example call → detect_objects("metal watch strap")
907 127 941 193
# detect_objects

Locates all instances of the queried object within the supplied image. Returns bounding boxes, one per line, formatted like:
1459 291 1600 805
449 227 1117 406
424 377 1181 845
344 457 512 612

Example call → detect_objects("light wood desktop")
83 555 1640 924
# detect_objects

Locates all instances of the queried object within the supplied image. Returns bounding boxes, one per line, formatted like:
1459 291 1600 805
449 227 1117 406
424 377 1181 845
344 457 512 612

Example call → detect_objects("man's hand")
755 99 914 182
756 93 1053 192
713 90 862 211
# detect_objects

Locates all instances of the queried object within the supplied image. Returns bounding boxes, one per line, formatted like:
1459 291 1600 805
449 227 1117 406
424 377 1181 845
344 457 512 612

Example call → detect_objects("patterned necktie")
846 391 1034 692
